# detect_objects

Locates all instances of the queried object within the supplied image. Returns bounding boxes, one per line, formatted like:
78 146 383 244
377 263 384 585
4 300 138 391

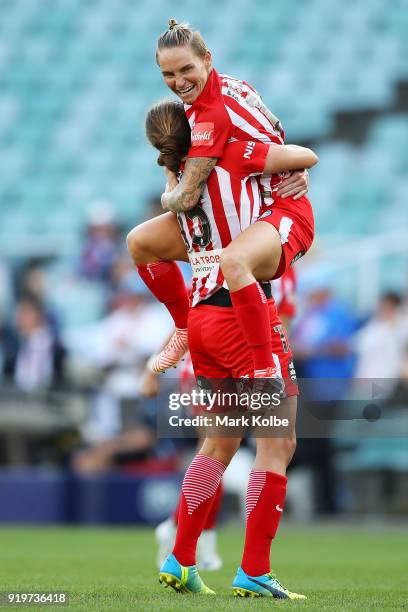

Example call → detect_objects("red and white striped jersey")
184 68 285 204
177 140 269 307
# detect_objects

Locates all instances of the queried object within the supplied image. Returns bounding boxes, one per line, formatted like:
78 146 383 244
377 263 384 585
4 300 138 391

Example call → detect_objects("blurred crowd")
1 200 408 516
0 198 170 392
0 198 178 470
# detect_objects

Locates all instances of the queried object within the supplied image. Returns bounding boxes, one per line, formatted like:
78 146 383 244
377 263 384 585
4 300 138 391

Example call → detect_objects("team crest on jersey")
191 122 214 146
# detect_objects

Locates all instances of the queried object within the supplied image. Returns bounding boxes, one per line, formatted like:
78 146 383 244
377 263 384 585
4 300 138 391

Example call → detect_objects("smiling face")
157 45 212 104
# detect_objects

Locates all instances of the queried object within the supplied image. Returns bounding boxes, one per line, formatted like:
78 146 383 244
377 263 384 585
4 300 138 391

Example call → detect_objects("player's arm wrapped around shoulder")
264 144 319 175
161 157 218 212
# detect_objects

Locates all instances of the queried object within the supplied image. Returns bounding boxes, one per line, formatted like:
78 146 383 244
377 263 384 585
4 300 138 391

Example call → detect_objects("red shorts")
257 194 314 278
188 299 298 398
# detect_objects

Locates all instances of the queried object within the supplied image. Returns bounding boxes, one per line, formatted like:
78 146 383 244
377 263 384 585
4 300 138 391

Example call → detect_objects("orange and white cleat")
149 328 189 373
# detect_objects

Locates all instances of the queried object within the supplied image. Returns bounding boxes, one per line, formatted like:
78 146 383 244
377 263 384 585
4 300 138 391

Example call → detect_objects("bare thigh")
127 212 188 264
221 221 282 282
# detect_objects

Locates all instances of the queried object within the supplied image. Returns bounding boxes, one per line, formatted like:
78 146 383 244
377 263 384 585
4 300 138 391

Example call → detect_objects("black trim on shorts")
201 284 272 307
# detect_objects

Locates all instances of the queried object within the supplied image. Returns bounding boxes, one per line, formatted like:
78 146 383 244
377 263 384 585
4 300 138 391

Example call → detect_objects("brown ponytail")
145 100 191 173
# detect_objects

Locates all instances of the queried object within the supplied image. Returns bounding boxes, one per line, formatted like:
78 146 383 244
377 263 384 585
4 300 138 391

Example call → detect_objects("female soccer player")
142 100 316 322
144 266 299 573
139 100 315 599
127 20 313 381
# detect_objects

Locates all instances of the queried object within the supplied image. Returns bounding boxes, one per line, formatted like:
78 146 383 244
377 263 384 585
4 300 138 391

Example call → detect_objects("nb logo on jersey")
191 122 214 146
243 141 255 159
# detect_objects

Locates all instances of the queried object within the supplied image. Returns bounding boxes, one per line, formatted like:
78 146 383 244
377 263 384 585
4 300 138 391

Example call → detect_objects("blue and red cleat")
232 566 306 599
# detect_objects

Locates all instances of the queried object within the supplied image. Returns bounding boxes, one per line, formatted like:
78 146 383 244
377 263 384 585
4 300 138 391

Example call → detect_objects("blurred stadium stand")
0 0 407 265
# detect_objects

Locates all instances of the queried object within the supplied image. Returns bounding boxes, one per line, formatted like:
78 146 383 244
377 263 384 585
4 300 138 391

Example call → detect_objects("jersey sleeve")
188 105 232 159
217 141 269 177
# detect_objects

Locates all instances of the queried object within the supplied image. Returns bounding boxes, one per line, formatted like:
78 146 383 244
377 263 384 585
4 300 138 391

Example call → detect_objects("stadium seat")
1 0 407 280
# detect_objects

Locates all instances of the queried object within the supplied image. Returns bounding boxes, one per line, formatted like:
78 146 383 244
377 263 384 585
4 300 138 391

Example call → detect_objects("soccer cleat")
155 518 176 569
149 328 189 373
232 567 306 599
159 553 215 594
197 529 223 571
253 366 285 400
155 522 222 571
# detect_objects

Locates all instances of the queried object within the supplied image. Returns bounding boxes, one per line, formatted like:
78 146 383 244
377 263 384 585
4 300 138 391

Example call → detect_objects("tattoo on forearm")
165 157 217 212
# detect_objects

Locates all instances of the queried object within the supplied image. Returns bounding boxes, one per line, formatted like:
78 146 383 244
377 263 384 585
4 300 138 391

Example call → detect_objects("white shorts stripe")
278 216 294 245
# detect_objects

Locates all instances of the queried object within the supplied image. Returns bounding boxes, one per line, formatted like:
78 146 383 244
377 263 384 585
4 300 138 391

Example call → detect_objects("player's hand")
161 191 171 210
276 169 309 200
140 368 160 397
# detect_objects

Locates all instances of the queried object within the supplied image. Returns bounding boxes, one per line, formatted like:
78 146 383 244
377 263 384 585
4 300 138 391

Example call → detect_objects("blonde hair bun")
157 20 208 61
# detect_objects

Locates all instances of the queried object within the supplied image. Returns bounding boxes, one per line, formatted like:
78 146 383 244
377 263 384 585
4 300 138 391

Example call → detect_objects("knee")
220 248 249 286
257 435 297 469
126 224 150 265
200 438 241 466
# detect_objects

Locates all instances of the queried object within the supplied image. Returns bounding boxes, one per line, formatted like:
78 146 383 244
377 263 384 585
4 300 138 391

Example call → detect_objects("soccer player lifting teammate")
142 99 316 599
127 19 314 386
145 272 300 573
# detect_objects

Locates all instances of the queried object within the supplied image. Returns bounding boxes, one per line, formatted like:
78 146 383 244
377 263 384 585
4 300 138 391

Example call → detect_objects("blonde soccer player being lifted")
127 20 313 392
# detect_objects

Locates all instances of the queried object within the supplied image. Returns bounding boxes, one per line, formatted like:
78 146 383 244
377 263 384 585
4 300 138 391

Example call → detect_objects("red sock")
137 261 189 328
173 454 226 566
203 481 223 530
230 282 273 370
241 470 287 576
173 481 223 528
172 499 180 525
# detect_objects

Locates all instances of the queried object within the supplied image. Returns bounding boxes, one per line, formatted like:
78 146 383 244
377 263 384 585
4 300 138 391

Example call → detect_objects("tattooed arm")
161 157 218 212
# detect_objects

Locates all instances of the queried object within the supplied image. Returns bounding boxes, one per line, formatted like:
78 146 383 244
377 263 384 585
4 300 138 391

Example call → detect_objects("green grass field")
1 525 407 611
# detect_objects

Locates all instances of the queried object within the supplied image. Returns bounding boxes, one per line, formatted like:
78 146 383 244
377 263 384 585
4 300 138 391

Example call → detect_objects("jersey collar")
184 68 221 112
